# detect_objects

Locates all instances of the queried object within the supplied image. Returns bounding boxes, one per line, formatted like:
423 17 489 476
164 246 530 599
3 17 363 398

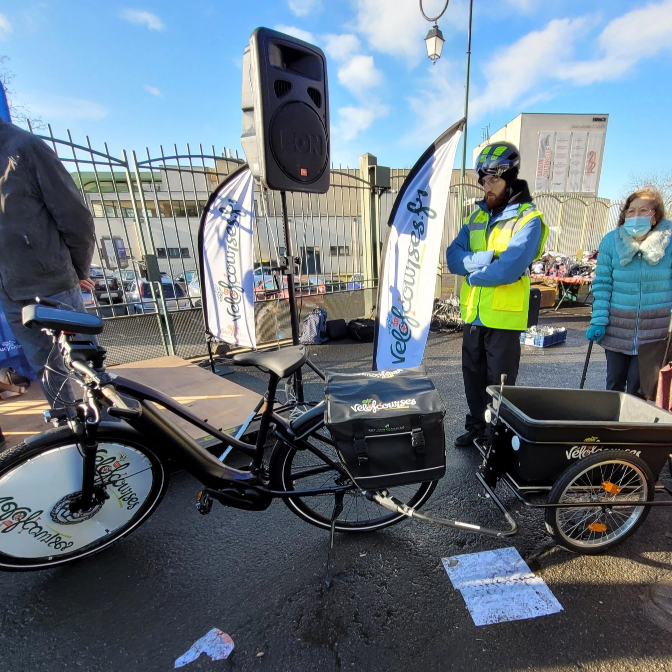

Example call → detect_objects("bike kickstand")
325 490 345 589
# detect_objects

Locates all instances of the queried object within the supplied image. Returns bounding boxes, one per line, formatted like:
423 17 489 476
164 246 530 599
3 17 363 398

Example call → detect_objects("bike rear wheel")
0 426 168 571
270 439 438 532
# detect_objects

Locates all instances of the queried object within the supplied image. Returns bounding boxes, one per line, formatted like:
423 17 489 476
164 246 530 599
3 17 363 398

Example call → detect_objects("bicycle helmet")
474 142 520 183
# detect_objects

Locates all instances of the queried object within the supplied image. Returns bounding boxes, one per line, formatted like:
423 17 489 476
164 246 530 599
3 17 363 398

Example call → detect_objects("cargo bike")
2 301 672 577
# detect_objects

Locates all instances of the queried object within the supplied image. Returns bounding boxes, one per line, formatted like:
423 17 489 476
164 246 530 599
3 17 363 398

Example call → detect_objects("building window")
157 247 190 259
92 201 118 217
158 201 173 217
330 245 350 256
172 201 186 217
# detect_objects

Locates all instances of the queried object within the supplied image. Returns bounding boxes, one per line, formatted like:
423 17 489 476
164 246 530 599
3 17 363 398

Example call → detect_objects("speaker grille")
307 87 322 108
274 79 292 98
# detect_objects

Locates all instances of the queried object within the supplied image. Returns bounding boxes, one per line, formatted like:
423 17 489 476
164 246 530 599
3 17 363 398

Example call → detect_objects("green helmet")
474 142 520 181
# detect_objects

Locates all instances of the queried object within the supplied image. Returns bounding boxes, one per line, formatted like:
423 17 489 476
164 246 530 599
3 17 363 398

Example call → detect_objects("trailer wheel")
545 450 654 554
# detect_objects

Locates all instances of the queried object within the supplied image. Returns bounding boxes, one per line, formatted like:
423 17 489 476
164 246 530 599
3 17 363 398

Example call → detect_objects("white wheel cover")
0 443 154 559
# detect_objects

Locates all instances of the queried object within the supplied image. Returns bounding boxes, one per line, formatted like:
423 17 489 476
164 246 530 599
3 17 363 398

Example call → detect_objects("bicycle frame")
102 372 354 502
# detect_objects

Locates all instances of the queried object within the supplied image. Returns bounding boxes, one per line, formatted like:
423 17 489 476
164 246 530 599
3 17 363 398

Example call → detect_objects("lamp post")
420 0 474 295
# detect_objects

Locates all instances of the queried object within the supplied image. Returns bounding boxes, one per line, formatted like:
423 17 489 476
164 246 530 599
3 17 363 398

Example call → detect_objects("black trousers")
605 349 641 396
462 325 521 431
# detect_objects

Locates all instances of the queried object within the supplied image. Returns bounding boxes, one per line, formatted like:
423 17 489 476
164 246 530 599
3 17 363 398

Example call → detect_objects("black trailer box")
487 386 672 486
325 367 446 489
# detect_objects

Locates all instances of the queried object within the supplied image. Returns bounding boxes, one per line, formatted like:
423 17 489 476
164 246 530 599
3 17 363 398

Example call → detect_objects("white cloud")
323 33 360 62
0 13 12 39
470 17 586 118
335 104 388 142
288 0 321 17
337 54 384 97
352 0 466 63
505 0 537 12
120 9 165 31
143 85 162 97
352 0 427 62
18 93 109 121
558 0 672 84
274 25 315 44
403 58 465 145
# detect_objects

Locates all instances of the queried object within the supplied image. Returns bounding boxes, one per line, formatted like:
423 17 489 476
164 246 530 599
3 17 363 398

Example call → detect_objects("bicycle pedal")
195 490 213 515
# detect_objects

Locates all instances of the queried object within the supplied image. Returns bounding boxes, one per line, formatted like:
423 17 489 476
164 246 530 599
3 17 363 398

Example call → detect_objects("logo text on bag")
350 398 417 414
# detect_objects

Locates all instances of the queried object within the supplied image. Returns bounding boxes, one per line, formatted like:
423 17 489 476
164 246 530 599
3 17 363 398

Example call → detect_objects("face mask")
623 216 652 238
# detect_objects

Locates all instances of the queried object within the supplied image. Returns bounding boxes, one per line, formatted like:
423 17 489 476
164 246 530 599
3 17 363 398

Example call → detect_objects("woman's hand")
586 325 604 342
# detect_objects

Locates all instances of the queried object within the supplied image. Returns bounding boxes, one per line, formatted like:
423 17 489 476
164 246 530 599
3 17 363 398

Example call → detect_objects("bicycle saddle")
232 345 307 379
22 304 104 335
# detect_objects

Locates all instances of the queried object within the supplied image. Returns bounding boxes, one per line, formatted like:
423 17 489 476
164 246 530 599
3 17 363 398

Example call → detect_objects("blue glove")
586 325 604 342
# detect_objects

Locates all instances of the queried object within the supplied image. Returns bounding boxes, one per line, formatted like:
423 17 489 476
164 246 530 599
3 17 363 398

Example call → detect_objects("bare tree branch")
0 55 45 130
622 170 672 216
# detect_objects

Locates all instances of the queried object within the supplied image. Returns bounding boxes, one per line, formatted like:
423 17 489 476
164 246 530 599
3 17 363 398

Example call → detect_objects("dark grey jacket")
0 119 95 301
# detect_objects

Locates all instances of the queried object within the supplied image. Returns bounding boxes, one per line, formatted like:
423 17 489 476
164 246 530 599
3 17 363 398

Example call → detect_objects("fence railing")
32 125 619 363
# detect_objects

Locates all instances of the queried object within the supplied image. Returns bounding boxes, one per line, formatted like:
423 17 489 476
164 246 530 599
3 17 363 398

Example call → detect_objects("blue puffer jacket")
591 219 672 355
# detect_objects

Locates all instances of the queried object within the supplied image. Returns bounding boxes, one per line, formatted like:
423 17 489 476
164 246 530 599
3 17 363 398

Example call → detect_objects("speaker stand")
280 190 304 402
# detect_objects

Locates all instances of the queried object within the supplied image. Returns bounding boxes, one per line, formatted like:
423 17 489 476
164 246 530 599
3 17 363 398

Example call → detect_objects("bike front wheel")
270 439 438 532
0 426 168 571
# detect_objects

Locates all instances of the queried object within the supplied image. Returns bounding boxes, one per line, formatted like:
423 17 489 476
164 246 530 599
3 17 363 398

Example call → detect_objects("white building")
473 113 609 196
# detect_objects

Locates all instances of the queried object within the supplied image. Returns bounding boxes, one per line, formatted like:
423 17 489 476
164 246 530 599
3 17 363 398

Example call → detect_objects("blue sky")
1 0 671 200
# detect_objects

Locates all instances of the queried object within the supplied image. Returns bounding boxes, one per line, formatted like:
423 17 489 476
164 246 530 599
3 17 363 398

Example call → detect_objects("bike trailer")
325 367 446 488
487 386 672 487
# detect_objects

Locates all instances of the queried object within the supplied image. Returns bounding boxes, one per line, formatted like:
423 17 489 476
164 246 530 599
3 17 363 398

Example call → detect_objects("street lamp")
424 24 445 64
419 0 449 64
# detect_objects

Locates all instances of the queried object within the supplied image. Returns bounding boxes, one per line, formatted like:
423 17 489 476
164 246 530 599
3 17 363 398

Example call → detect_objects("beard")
485 191 505 208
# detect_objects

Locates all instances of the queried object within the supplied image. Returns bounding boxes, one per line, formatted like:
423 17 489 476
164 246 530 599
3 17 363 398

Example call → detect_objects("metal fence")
32 126 375 363
32 125 620 364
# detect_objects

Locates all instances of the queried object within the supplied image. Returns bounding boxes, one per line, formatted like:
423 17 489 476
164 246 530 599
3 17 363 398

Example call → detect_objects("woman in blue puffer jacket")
588 188 671 398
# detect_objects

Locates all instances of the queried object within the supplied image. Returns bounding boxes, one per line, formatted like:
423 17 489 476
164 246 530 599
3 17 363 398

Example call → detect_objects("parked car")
326 279 348 292
174 270 198 293
90 266 122 303
125 278 190 314
187 276 202 307
300 277 326 294
348 273 364 290
109 269 143 292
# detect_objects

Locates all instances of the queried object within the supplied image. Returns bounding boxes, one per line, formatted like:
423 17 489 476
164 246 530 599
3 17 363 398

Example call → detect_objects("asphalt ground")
2 306 672 672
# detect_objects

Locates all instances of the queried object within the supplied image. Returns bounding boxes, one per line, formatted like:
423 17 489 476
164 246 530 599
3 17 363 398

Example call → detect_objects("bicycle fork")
70 400 104 513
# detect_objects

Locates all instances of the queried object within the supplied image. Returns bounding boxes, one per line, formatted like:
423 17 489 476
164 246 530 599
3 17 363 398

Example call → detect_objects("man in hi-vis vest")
447 142 548 448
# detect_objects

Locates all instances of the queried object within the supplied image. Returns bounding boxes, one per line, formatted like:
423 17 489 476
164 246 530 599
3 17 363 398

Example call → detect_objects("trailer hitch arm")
367 476 518 539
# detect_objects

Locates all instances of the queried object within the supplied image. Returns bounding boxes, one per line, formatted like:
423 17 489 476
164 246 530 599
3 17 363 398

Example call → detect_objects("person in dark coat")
0 118 96 411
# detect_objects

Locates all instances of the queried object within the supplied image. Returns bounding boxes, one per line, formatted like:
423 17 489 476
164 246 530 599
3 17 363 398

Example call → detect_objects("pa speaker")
241 27 330 194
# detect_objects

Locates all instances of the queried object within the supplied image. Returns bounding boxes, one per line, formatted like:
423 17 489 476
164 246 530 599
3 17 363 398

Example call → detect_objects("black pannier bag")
325 366 446 489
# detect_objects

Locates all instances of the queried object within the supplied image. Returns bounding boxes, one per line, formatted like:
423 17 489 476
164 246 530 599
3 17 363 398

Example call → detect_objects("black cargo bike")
1 300 672 574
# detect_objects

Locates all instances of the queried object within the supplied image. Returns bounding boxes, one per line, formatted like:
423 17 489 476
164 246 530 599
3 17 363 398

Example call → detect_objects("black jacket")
0 119 95 300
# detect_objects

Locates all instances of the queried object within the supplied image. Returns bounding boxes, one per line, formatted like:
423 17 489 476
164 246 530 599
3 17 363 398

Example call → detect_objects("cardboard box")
535 285 557 308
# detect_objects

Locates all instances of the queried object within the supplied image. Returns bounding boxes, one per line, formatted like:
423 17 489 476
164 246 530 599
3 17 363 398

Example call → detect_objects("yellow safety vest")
459 203 548 331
